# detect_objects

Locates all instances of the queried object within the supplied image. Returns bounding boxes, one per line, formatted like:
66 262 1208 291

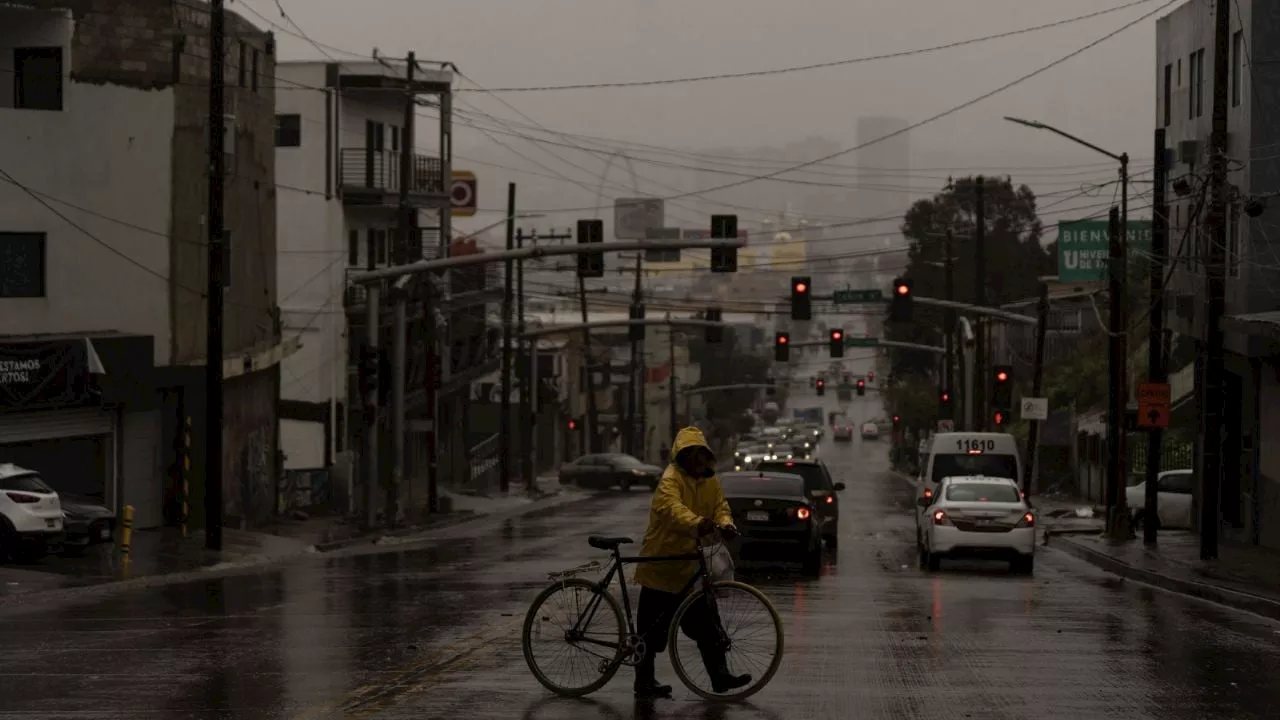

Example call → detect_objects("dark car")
754 459 845 549
720 471 823 577
59 494 116 554
558 453 663 491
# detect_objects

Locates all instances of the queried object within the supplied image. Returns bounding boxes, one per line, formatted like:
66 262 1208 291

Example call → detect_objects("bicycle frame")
565 540 719 655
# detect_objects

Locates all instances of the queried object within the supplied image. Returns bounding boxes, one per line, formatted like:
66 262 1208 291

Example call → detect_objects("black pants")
635 586 725 687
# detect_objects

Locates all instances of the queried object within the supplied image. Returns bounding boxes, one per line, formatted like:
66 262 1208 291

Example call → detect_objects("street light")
1003 116 1128 236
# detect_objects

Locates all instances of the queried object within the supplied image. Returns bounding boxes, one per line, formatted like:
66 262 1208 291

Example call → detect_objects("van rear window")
931 454 1018 484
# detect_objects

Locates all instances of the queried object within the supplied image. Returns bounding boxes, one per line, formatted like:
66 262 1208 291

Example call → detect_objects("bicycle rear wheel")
522 577 626 697
668 580 784 702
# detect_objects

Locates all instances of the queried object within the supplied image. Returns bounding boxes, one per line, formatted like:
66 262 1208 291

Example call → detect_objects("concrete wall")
0 6 175 363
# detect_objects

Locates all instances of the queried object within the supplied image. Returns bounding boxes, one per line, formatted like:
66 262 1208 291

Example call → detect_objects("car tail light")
825 495 834 505
932 510 951 526
6 492 39 504
796 507 811 520
1015 512 1035 528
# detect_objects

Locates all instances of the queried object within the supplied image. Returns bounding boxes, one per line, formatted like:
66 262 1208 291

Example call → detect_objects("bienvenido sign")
0 339 96 411
1057 219 1153 283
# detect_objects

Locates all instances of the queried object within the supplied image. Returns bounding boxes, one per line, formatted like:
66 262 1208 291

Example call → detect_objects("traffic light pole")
668 319 678 441
1023 284 1049 500
975 176 987 431
578 272 601 453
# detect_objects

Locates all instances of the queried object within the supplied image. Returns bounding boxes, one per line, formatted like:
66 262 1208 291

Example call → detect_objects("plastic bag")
703 542 734 583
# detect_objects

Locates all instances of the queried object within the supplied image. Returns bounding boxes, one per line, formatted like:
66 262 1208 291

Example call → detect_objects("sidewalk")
0 475 589 607
1049 530 1280 621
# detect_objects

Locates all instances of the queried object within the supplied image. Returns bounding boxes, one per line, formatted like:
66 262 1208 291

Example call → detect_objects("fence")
1075 432 1194 502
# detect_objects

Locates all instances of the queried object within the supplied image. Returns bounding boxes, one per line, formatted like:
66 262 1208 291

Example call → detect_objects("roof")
1223 311 1280 342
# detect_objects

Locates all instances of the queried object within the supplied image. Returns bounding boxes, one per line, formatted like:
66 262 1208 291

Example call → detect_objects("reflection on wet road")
2 394 1279 719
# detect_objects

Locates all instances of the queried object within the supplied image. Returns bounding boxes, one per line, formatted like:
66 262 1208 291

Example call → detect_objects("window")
348 229 360 266
1176 58 1181 85
13 47 62 111
238 43 247 87
251 50 260 92
1163 64 1172 127
945 482 1021 503
1158 471 1194 494
275 114 301 147
1232 30 1243 108
0 232 46 298
391 126 400 152
374 229 387 265
1191 49 1205 119
754 461 833 494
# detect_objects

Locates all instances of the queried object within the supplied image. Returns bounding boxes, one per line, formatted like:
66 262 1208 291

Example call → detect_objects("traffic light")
630 303 645 341
790 276 812 321
992 409 1008 427
867 370 875 382
576 219 604 278
829 328 845 357
705 307 723 343
939 389 953 418
774 332 790 362
816 379 826 396
892 414 901 427
710 214 738 272
888 277 913 322
855 379 866 396
567 417 578 431
992 365 1013 411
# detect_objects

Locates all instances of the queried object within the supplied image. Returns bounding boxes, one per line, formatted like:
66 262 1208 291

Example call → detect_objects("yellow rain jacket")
634 427 735 594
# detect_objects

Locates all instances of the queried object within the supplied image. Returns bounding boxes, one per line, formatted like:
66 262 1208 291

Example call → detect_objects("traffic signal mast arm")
349 238 747 284
799 294 1041 327
786 338 947 354
518 317 730 338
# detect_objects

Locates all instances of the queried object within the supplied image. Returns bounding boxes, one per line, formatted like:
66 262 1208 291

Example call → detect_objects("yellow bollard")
120 505 134 558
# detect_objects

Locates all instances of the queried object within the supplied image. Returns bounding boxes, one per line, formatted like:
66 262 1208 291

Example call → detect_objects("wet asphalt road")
4 394 1280 719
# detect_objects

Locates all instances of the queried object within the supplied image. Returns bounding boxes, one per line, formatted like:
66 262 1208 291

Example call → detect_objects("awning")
1222 311 1280 343
0 338 106 412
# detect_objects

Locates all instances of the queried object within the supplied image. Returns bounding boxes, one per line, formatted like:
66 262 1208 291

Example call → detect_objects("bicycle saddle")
588 535 634 550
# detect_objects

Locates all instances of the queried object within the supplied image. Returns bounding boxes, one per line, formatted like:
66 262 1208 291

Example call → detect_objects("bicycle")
521 528 784 701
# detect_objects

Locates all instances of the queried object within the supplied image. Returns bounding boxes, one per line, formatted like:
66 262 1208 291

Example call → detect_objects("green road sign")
1057 219 1152 283
832 288 883 304
845 337 880 347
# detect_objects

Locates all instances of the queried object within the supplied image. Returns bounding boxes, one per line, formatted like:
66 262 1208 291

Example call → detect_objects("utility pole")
1199 0 1232 560
944 229 955 401
1145 128 1169 546
668 319 678 443
1106 207 1130 540
627 254 644 456
500 184 516 493
578 272 601 453
204 0 226 551
1024 283 1049 501
974 176 987 431
363 285 380 531
517 228 530 491
387 52 415 528
635 254 647 459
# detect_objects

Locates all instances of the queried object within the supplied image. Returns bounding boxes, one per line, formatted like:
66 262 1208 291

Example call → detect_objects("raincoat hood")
670 426 716 467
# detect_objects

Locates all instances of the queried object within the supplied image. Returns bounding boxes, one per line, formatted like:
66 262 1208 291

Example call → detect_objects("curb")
1047 534 1280 622
313 511 481 552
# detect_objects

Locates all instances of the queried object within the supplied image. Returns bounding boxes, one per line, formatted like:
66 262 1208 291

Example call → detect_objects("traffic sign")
937 419 955 432
1137 381 1171 429
833 289 883 304
613 197 665 239
1020 397 1048 421
845 337 879 347
450 171 477 217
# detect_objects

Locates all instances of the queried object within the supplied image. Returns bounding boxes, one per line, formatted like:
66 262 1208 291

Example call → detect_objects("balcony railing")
340 148 444 195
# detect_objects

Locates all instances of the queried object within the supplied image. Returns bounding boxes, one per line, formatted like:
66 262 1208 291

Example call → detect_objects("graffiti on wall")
236 426 273 524
278 468 331 514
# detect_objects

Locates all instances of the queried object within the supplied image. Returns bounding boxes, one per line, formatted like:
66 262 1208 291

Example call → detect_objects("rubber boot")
634 654 672 700
700 644 751 694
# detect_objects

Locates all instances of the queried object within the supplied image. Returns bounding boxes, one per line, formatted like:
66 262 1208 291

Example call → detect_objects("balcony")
340 148 445 204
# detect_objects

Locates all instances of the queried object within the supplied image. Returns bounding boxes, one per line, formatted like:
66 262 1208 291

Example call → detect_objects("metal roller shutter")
0 407 115 444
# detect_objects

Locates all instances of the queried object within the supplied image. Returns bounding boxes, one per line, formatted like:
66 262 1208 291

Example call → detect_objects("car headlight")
743 456 753 464
804 442 811 448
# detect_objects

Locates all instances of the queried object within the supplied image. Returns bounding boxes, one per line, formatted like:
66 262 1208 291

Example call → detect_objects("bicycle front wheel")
522 577 626 697
669 580 784 702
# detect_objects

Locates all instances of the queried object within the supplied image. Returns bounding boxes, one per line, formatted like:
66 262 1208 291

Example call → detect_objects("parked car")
0 464 64 561
754 459 845 549
719 471 824 576
558 453 663 491
1126 468 1193 530
59 494 117 555
917 476 1035 574
860 422 880 440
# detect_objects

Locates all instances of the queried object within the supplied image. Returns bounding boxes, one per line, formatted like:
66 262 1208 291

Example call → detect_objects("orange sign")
1137 381 1171 429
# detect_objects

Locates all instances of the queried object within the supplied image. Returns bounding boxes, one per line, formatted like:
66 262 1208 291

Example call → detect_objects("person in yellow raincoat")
632 426 751 700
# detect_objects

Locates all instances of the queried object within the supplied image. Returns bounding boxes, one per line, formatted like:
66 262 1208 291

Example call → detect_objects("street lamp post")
1004 116 1130 539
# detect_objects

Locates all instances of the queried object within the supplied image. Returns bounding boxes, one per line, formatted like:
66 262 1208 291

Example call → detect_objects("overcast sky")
262 0 1165 237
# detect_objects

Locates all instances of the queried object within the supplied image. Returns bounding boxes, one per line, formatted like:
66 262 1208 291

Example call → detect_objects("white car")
0 464 64 561
917 476 1035 574
1125 468 1193 529
860 422 879 439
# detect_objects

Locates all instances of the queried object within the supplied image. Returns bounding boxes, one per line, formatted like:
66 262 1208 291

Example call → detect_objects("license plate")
746 511 770 522
99 528 111 540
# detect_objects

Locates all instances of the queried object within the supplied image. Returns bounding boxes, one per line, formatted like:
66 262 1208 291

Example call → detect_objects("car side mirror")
916 496 931 508
834 482 846 491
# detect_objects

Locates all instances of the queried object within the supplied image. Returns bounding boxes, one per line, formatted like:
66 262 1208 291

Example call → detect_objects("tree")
886 176 1055 377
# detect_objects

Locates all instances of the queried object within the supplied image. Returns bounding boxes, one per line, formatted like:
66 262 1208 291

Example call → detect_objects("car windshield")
761 428 782 437
931 454 1018 484
755 462 830 494
606 455 644 468
0 472 53 494
945 482 1021 503
721 475 804 498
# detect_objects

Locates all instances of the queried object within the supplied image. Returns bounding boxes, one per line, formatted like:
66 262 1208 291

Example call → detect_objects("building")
0 0 285 530
1156 0 1280 548
273 59 469 517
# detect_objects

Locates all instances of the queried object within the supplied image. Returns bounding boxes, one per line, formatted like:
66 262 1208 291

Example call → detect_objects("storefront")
0 338 117 505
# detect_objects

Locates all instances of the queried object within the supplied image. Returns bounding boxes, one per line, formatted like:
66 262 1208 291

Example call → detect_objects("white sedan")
1125 468 1193 529
917 476 1035 574
860 422 879 439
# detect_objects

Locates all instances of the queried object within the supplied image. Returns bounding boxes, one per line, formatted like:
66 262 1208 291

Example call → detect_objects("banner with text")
1057 219 1152 283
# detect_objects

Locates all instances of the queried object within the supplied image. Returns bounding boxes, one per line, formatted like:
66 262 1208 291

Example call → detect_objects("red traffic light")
892 415 901 424
778 335 789 344
567 419 577 430
867 370 875 380
895 283 910 296
993 411 1006 426
856 379 865 388
817 379 825 387
794 281 808 294
995 370 1009 383
831 330 843 340
940 392 950 403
